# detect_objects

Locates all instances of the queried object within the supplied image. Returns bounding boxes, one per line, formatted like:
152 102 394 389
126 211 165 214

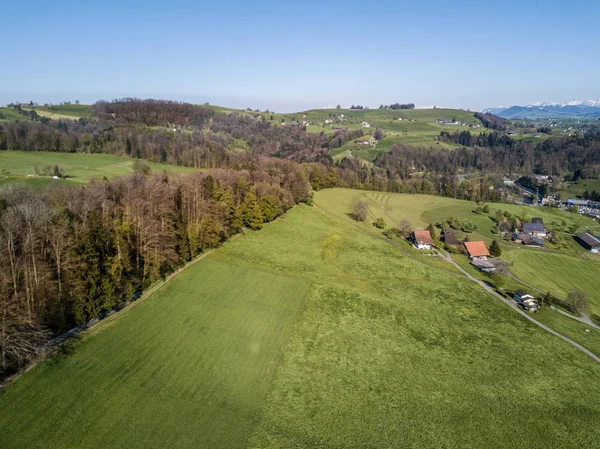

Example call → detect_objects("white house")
514 290 538 311
361 122 371 128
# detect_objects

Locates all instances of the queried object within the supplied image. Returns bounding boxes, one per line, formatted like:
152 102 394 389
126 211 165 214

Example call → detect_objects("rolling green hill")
1 198 600 448
313 189 600 319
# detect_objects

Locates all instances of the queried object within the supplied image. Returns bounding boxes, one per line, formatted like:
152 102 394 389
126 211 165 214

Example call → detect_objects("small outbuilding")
521 233 545 247
412 229 433 250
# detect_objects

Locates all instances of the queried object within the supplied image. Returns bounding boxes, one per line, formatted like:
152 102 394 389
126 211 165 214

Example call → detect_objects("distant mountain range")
483 100 600 119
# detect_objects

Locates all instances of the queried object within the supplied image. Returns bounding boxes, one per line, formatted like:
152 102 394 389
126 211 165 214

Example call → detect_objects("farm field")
0 259 310 448
2 202 600 447
0 107 27 123
0 151 198 187
503 249 600 322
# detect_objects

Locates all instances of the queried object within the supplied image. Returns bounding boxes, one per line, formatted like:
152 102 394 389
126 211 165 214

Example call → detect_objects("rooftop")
576 233 600 249
523 222 545 234
463 241 490 258
413 229 433 245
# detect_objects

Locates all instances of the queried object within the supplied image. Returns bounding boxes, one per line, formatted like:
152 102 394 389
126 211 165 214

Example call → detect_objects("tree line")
378 103 415 110
437 130 600 175
0 159 310 378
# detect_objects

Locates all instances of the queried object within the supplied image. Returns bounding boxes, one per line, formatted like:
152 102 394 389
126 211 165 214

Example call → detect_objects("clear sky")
1 0 598 112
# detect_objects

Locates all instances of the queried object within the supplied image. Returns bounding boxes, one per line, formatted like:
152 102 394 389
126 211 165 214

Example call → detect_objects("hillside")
221 106 486 160
492 104 600 119
1 196 600 448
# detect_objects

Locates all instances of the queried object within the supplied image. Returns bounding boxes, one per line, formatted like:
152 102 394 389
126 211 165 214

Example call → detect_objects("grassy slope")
217 205 600 448
503 249 600 321
0 259 310 449
314 188 600 315
0 107 28 123
0 151 198 187
2 203 600 447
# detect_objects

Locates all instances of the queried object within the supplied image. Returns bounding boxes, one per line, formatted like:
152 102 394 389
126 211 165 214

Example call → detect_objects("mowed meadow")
0 151 198 187
1 202 600 448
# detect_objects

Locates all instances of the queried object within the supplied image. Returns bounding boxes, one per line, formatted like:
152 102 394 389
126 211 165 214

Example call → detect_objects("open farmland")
0 259 310 448
0 151 198 187
210 106 485 160
25 104 93 120
2 202 600 448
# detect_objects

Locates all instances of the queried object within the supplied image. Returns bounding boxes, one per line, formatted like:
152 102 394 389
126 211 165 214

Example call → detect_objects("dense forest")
2 99 600 379
0 158 310 378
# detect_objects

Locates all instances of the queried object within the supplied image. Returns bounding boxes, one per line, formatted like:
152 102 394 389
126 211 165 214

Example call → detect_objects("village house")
464 241 498 272
463 241 490 260
361 122 371 128
522 222 546 238
514 289 538 311
412 229 433 250
574 233 600 253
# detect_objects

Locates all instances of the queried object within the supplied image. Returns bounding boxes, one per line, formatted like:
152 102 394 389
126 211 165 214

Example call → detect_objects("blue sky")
1 0 598 112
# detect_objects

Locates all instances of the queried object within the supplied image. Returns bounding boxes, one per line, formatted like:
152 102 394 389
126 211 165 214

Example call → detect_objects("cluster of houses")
411 228 542 312
511 218 547 248
411 229 501 272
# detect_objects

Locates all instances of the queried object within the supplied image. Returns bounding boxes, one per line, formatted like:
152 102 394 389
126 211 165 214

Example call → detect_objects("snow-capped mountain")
483 100 600 119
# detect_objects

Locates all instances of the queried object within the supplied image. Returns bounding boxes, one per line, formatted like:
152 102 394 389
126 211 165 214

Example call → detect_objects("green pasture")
0 259 310 448
0 151 197 187
2 201 600 447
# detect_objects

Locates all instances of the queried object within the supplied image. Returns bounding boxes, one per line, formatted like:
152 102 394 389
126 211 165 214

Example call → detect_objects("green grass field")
503 249 600 321
0 107 28 123
0 260 309 448
25 104 93 120
0 151 198 187
314 188 600 318
2 199 600 448
565 178 600 198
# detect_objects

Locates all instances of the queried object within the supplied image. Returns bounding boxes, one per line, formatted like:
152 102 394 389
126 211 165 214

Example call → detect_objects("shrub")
373 217 386 229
